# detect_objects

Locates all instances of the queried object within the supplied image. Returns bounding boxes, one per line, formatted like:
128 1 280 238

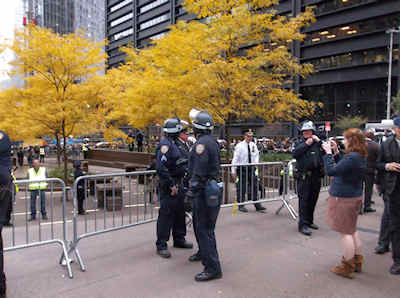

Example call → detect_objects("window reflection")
307 48 398 70
305 14 400 45
314 0 375 15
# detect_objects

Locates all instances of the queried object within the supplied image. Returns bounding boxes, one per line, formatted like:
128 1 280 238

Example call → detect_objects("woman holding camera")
322 128 367 279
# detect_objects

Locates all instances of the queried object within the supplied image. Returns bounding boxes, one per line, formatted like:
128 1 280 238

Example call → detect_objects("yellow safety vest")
40 147 45 155
82 145 88 152
28 167 48 190
11 173 19 193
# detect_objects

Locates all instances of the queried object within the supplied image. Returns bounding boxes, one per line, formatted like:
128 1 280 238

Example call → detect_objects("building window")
313 0 375 15
150 32 167 40
110 0 132 13
139 14 169 30
305 14 400 45
110 12 133 27
139 0 169 14
112 28 134 41
307 48 397 70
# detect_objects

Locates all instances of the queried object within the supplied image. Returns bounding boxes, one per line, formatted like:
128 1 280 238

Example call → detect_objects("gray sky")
0 0 18 83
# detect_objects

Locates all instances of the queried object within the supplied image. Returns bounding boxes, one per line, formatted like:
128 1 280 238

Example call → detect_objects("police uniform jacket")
156 137 186 192
292 137 324 174
231 140 259 174
189 134 220 190
74 168 86 190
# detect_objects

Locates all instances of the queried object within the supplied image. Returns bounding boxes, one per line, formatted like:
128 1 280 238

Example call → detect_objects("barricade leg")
275 166 297 220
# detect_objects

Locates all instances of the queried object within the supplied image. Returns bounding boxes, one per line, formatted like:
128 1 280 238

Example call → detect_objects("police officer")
293 121 324 236
74 160 86 215
188 109 222 282
0 130 12 297
155 117 193 258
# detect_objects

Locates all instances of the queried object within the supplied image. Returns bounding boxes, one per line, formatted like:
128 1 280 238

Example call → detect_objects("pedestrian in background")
322 128 367 279
376 116 400 275
27 148 33 168
39 146 45 163
136 130 144 152
362 130 379 213
17 147 24 167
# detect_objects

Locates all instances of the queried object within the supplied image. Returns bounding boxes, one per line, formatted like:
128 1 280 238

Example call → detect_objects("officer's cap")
73 160 82 168
394 117 400 128
244 129 254 137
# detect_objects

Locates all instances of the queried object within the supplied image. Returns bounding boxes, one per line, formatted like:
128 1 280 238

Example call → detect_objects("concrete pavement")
3 191 399 298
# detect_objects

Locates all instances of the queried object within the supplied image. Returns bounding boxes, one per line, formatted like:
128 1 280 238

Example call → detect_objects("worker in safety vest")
39 146 45 163
82 143 89 160
28 159 48 221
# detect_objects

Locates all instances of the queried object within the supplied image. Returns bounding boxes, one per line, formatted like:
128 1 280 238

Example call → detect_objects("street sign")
325 121 331 132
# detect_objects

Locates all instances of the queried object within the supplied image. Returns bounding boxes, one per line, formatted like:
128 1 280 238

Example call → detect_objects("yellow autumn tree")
0 25 107 181
116 0 317 150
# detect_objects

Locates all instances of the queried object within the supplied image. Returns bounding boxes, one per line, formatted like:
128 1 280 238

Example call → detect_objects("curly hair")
344 128 368 158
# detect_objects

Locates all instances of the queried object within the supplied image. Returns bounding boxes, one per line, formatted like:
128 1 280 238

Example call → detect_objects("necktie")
248 143 251 163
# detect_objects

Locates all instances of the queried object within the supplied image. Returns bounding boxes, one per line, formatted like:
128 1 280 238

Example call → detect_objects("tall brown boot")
331 257 355 279
353 254 363 273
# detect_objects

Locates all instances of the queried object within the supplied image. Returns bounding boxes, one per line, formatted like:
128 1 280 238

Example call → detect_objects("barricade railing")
66 170 158 272
220 162 297 219
6 178 73 278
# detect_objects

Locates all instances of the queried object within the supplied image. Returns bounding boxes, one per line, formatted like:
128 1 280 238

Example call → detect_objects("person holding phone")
322 129 367 279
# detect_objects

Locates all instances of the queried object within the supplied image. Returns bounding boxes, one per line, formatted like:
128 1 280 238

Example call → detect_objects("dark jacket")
324 152 366 198
292 137 324 174
365 139 379 175
376 136 400 196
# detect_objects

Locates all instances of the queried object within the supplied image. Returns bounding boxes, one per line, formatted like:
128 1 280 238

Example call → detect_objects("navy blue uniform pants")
297 172 321 229
156 189 186 250
193 191 221 274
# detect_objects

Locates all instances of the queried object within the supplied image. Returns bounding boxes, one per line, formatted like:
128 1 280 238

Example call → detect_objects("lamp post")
386 27 400 119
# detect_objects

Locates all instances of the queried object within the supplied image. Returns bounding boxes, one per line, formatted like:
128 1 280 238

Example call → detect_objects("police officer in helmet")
155 117 193 258
292 121 324 236
188 109 222 281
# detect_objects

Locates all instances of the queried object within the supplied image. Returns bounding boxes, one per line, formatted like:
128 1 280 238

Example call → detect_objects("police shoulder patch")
196 144 205 154
160 145 169 154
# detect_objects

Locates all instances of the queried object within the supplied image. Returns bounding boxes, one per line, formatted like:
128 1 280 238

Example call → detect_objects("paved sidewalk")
5 193 398 298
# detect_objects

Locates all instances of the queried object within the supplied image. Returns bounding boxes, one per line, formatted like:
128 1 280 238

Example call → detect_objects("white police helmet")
300 121 316 132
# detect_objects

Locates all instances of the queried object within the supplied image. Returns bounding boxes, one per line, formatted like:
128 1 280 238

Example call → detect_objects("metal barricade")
5 178 73 278
66 170 158 272
220 162 297 219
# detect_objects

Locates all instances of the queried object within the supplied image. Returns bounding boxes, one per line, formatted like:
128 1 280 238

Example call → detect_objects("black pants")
236 166 262 208
0 226 4 295
77 188 85 213
363 173 375 209
39 155 45 163
156 188 186 250
17 157 23 167
137 143 143 152
378 196 391 248
297 172 321 229
388 184 400 264
193 191 221 274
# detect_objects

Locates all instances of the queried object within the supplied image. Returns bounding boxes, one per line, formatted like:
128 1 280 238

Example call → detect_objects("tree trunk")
62 127 68 185
55 134 61 167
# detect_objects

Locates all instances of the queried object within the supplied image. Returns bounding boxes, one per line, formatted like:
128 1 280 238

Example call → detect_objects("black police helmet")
190 109 213 131
163 117 185 134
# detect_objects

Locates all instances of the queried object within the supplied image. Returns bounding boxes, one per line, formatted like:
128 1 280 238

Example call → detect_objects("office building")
105 0 400 123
